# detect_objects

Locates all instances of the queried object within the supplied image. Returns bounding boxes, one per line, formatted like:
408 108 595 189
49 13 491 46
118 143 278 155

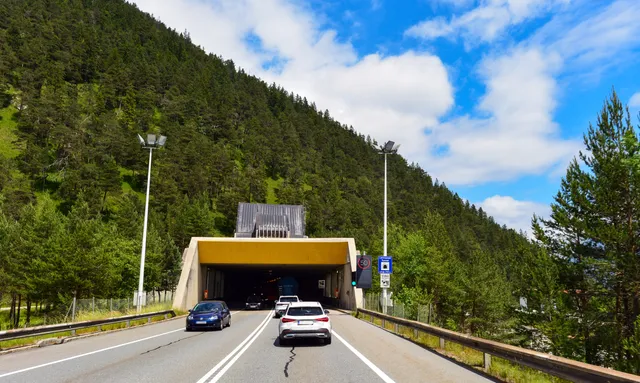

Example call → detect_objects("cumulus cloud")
478 195 551 236
629 92 640 108
406 0 570 45
422 47 581 185
528 0 640 72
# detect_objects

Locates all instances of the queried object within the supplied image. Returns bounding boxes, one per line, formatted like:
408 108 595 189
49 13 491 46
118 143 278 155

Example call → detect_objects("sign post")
378 256 393 314
318 280 325 289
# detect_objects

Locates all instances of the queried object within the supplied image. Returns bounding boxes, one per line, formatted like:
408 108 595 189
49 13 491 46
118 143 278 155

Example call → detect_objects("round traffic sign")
357 257 371 269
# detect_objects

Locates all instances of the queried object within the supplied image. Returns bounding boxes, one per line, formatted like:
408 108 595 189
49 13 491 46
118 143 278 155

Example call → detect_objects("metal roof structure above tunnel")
234 202 306 238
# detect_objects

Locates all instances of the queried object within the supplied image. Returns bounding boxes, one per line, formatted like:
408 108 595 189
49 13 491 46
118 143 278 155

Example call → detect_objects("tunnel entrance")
204 264 343 309
172 203 363 311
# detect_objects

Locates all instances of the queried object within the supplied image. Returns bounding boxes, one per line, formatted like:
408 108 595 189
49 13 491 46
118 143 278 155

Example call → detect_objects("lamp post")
136 133 167 313
380 140 399 314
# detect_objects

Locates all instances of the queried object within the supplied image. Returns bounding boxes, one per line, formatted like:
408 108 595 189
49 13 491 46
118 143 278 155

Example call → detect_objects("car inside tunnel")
204 264 343 309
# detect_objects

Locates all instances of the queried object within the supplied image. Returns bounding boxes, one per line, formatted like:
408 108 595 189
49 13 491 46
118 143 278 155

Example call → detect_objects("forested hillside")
0 0 594 369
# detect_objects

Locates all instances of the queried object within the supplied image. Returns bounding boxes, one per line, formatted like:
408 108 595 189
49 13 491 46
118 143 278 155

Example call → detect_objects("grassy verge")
357 312 569 383
0 303 185 351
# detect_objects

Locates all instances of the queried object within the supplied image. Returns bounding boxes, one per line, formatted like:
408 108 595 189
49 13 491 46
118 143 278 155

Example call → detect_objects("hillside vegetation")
3 0 636 375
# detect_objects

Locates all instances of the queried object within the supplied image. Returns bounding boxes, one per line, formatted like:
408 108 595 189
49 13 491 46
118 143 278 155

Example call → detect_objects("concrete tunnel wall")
172 237 364 311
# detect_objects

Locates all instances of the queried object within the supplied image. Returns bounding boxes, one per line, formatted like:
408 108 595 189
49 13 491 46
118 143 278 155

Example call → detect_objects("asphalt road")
0 309 492 383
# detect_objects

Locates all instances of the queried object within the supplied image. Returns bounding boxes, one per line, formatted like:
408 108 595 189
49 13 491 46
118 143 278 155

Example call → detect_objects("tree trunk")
14 294 21 328
26 298 32 326
9 293 16 327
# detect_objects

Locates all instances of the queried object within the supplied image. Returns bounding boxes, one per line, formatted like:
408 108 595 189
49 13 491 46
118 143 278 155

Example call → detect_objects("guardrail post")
394 323 399 333
413 328 418 339
147 317 151 324
439 337 445 349
164 313 168 320
97 325 102 332
370 315 374 323
71 329 76 336
484 353 491 371
381 319 385 328
126 320 130 328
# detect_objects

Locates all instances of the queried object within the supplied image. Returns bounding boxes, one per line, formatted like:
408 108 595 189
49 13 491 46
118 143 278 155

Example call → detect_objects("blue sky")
131 0 640 235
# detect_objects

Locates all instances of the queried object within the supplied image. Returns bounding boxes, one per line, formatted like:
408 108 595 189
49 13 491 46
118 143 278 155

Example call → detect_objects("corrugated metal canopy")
235 203 306 238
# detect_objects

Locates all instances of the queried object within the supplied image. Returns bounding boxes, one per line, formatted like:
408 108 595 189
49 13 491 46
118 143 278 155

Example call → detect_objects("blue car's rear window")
193 303 222 312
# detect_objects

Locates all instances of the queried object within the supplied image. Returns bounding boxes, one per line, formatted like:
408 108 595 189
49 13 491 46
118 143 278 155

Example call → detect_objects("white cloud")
406 0 570 45
528 0 640 72
422 47 581 185
629 92 640 108
478 195 551 236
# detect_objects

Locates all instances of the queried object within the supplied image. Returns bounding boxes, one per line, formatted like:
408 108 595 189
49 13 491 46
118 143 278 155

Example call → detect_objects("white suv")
274 295 299 318
278 302 332 345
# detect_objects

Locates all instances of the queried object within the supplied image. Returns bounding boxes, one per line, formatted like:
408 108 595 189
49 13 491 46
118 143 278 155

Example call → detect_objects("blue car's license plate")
196 321 207 324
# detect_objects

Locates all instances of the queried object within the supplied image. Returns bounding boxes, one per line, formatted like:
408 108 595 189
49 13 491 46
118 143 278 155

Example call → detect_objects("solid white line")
195 310 273 383
0 328 184 379
206 310 273 383
332 330 396 383
0 310 243 379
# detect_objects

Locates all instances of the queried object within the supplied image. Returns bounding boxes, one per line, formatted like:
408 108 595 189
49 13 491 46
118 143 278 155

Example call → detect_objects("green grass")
0 105 20 158
0 303 184 351
357 312 569 383
266 177 284 204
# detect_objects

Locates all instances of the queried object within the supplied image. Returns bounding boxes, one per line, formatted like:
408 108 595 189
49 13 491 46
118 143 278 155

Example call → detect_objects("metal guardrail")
357 308 640 383
0 310 176 342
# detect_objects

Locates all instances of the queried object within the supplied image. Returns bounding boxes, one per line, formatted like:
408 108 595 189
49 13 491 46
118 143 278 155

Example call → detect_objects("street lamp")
379 140 399 314
136 133 167 313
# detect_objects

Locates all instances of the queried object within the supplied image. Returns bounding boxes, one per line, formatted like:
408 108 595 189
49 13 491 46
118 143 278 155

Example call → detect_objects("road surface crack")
139 333 203 355
283 346 296 378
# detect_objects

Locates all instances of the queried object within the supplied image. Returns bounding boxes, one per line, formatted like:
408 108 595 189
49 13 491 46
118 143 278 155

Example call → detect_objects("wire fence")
362 292 435 325
0 291 175 330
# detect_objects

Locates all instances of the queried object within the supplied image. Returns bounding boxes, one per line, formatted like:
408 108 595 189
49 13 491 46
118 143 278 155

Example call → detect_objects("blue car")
186 300 231 331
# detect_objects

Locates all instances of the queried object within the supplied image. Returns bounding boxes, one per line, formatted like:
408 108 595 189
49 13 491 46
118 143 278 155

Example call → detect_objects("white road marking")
332 330 396 383
196 310 273 383
0 310 243 379
0 328 184 378
206 311 273 383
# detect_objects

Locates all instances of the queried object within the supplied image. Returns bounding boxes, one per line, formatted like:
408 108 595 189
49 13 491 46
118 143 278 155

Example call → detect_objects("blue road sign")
378 256 393 274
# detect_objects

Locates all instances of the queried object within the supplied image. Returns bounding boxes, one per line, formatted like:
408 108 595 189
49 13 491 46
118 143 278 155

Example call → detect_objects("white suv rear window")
287 307 323 316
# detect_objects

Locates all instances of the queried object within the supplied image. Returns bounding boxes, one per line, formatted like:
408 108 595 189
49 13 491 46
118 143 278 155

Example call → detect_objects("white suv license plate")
298 320 313 325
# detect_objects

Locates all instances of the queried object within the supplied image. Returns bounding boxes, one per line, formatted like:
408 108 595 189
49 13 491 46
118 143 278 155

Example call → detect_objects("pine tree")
533 89 640 369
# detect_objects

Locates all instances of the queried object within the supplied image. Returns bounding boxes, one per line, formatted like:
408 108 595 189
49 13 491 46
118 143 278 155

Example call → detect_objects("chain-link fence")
70 290 175 320
1 291 175 330
362 292 435 325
